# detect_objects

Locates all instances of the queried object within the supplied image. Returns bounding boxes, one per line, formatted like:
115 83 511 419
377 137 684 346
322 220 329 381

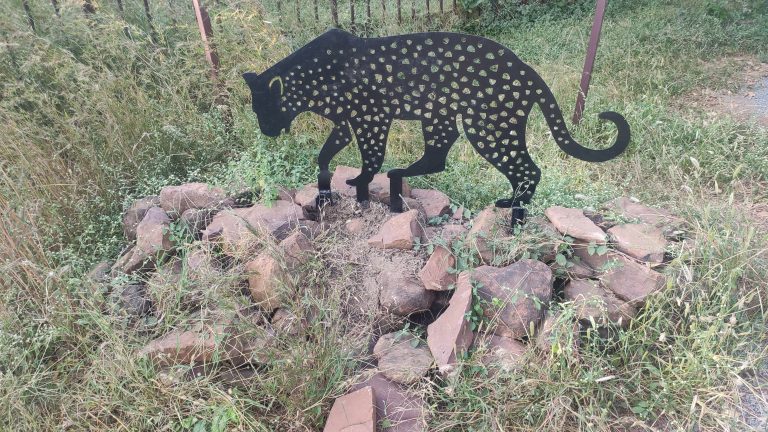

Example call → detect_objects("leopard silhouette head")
243 71 290 137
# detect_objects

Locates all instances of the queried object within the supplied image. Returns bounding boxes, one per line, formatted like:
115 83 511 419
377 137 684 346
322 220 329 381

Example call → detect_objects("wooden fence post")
573 0 608 124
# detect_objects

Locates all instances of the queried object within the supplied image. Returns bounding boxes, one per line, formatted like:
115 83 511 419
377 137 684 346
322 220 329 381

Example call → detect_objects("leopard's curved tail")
536 83 630 162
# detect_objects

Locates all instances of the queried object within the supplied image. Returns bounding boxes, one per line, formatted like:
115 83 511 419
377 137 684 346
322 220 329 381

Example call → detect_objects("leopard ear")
243 72 259 90
268 76 284 97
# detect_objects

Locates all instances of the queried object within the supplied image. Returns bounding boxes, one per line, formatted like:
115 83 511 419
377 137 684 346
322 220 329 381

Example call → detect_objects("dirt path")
685 57 768 127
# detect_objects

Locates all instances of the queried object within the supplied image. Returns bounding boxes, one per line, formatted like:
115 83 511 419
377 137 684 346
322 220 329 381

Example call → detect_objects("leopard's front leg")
345 117 391 204
316 122 353 207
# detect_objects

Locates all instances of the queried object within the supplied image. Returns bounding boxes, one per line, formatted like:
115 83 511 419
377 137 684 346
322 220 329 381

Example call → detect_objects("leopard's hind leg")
495 149 541 224
462 120 540 224
387 119 460 212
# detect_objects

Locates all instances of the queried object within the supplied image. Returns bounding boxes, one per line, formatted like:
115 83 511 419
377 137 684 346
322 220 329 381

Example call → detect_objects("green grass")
0 0 766 430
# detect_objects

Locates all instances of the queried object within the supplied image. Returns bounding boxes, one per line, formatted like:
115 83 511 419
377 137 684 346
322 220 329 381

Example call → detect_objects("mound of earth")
90 167 694 432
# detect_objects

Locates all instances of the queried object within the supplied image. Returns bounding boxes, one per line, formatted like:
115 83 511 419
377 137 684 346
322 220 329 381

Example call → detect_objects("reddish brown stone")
202 201 304 255
411 189 450 220
276 186 296 202
378 271 434 316
550 258 595 279
138 318 274 367
607 197 677 227
468 205 509 263
245 253 290 310
544 206 607 243
452 205 465 221
180 208 215 238
271 308 303 337
535 311 580 355
136 206 174 254
201 207 259 255
608 223 667 264
564 279 636 326
185 247 219 279
279 231 313 268
601 256 666 305
293 183 318 207
139 322 226 366
111 245 147 276
427 272 475 374
571 240 621 272
159 183 232 217
472 260 553 339
323 386 376 432
246 200 306 239
373 333 433 385
122 196 160 241
113 207 175 276
476 334 527 374
441 224 468 242
418 246 456 291
368 210 423 250
419 224 467 291
350 373 426 432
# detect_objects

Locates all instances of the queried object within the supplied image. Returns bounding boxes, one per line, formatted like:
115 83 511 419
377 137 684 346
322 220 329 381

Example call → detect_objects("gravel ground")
739 351 768 430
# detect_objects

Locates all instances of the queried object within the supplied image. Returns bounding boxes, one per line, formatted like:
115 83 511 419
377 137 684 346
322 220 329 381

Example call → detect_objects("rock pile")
90 167 687 432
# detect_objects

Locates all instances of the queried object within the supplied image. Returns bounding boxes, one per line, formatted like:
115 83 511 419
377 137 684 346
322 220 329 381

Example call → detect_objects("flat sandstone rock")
545 206 607 244
472 260 553 339
427 271 475 374
601 256 666 305
373 333 433 385
323 386 376 432
608 223 667 263
368 210 423 250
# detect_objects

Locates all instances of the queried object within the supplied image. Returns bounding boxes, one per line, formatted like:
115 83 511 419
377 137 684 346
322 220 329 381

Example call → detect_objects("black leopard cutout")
244 29 630 220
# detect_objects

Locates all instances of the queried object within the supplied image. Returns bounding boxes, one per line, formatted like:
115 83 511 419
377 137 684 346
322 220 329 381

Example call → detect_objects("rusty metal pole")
144 0 159 44
191 0 219 81
573 0 607 125
22 0 35 32
331 0 339 26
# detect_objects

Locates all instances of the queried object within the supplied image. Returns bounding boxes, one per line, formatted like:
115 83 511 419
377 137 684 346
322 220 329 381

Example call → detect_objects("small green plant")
465 281 487 332
586 241 609 256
